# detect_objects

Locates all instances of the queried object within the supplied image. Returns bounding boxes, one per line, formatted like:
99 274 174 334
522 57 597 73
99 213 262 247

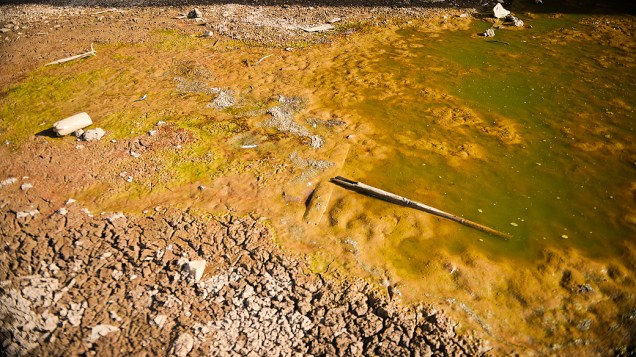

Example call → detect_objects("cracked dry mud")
0 199 483 355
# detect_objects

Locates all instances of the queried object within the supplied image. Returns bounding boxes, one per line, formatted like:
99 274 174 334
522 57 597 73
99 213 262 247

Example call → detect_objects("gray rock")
507 15 524 27
81 128 106 141
483 28 495 37
187 8 202 19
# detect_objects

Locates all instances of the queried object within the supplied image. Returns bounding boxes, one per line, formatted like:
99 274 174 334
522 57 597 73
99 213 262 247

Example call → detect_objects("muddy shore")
2 0 635 355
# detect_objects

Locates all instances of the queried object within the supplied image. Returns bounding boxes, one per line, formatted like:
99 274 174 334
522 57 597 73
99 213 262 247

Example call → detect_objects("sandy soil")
0 1 493 355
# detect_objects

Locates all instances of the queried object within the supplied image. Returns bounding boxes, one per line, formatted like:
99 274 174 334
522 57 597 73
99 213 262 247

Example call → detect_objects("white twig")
256 54 273 65
45 43 96 66
93 8 125 15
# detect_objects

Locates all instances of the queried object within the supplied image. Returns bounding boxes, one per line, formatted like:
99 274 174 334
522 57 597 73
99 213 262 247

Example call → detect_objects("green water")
335 16 635 262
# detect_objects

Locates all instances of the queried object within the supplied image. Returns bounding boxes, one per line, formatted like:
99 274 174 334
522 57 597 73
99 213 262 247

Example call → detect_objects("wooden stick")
45 43 96 66
330 176 511 240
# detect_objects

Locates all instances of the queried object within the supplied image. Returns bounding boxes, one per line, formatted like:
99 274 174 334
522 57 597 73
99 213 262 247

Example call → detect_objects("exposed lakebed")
1 5 634 355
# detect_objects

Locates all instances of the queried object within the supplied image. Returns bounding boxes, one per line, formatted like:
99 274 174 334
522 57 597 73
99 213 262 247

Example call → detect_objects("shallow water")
318 15 635 261
297 12 635 352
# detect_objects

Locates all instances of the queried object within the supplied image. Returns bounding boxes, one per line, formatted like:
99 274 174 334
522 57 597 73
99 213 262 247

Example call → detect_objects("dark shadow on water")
35 128 58 138
0 0 633 15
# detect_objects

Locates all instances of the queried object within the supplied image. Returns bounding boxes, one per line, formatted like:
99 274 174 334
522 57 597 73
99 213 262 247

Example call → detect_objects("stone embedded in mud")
505 15 524 27
187 8 202 19
493 3 510 19
184 260 206 282
171 333 194 357
483 28 495 37
20 183 33 191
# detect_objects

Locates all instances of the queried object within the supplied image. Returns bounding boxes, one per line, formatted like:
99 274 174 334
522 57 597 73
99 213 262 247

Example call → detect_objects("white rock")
493 3 510 19
106 212 126 222
88 324 120 343
109 310 122 322
0 177 17 188
81 128 106 141
80 208 93 217
130 150 141 158
57 207 68 215
53 112 93 136
184 260 206 282
65 198 76 205
171 333 194 357
153 314 168 328
16 209 39 219
20 183 33 191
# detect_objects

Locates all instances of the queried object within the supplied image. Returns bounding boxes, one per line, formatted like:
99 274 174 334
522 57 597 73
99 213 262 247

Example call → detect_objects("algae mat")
1 10 634 355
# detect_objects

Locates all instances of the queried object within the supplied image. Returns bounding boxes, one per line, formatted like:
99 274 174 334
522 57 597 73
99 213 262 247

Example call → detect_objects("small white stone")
0 177 17 188
81 128 106 141
184 260 206 282
88 324 120 343
16 209 39 219
109 311 122 322
66 198 76 205
130 150 141 158
153 314 168 328
20 183 33 190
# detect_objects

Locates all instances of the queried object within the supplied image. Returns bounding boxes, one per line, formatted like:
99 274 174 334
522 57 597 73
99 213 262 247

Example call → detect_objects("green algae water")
327 16 635 260
303 13 635 353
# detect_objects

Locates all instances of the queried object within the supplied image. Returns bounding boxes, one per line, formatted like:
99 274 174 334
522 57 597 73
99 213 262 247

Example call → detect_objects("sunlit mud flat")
1 7 634 355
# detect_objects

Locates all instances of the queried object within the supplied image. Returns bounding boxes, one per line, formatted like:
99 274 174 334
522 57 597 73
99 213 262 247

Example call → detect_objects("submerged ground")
0 0 634 355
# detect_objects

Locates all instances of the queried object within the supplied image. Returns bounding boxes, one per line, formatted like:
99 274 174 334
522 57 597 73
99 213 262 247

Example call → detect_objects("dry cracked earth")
0 188 484 355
